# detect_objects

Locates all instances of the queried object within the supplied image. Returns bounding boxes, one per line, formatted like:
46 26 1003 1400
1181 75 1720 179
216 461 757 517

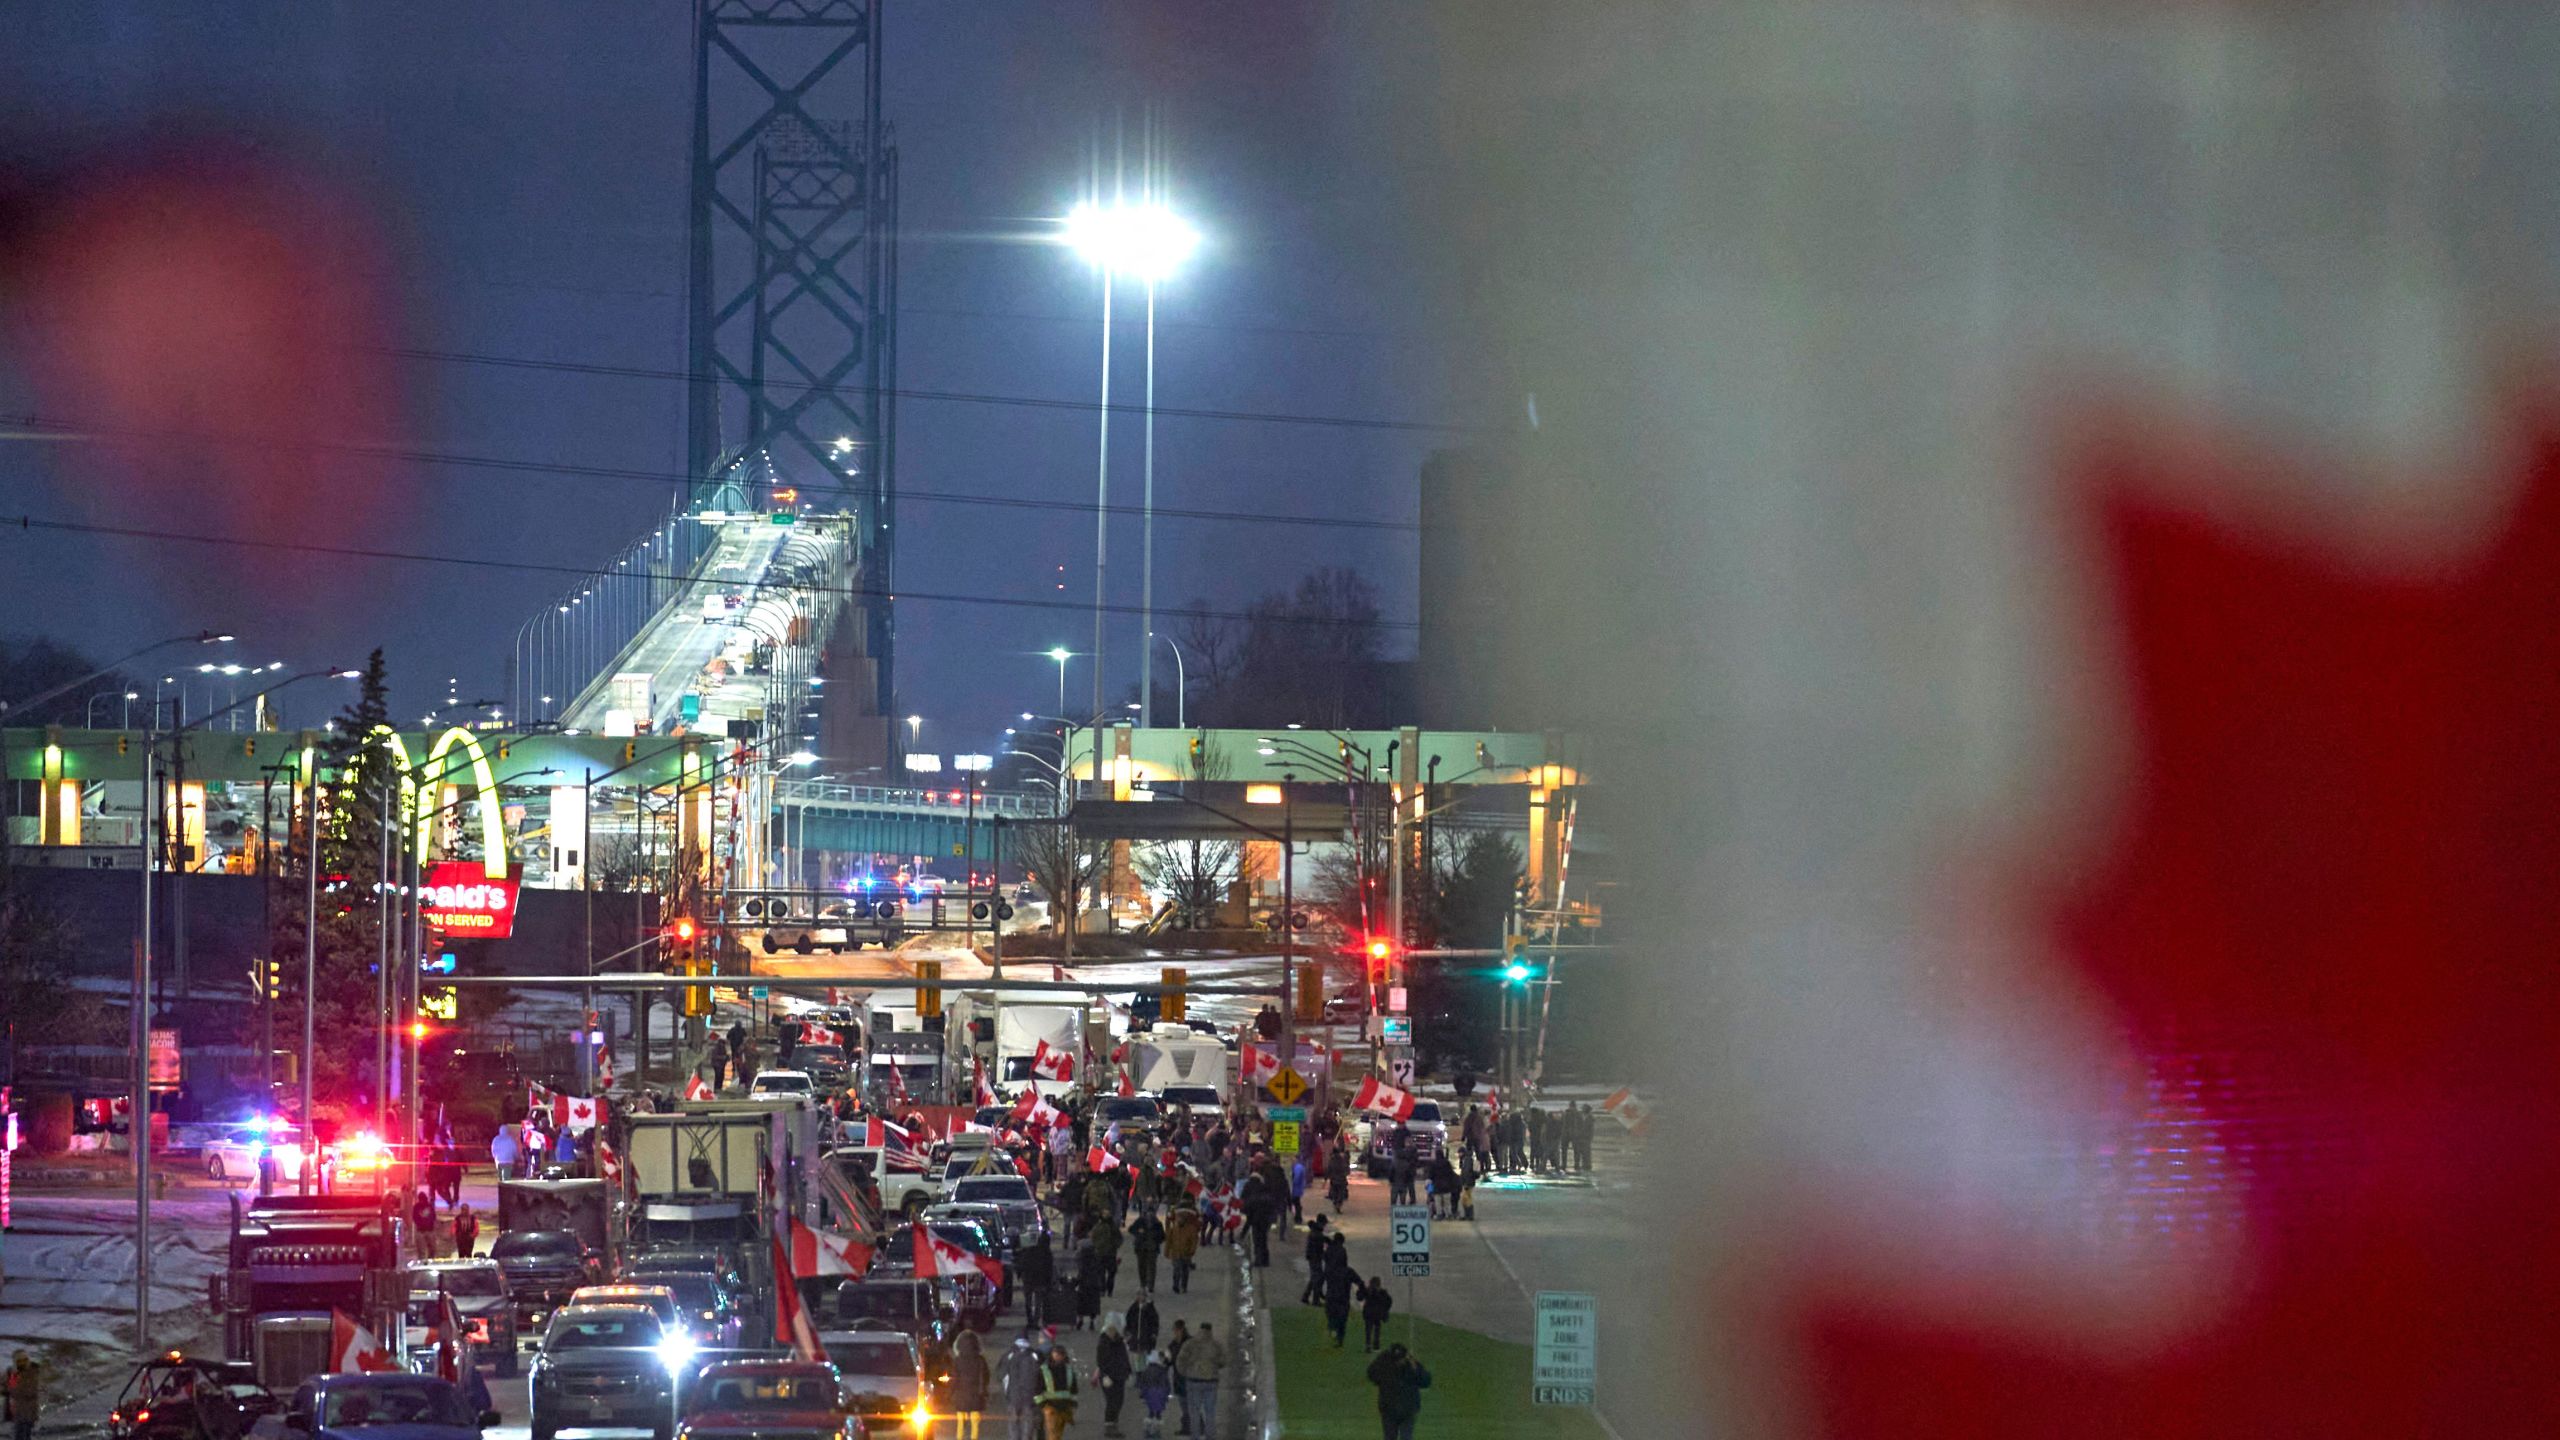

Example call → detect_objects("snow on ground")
2 1191 235 1422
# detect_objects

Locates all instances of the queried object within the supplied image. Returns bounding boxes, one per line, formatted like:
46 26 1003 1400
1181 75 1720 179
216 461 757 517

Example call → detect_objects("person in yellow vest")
1034 1342 1081 1439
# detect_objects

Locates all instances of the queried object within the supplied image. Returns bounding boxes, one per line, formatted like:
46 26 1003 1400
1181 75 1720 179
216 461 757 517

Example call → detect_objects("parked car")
792 1044 850 1089
675 1359 863 1440
108 1352 278 1440
527 1305 677 1440
1362 1099 1450 1177
622 1245 746 1294
406 1259 521 1376
815 1323 929 1433
489 1230 605 1320
283 1373 494 1440
827 1278 951 1345
199 1123 310 1185
938 1175 1044 1244
568 1285 685 1344
749 1070 814 1100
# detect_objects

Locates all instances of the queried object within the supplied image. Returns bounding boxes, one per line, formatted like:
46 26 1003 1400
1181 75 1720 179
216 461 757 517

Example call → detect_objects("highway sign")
1266 1066 1310 1106
1390 1203 1431 1277
1533 1292 1597 1406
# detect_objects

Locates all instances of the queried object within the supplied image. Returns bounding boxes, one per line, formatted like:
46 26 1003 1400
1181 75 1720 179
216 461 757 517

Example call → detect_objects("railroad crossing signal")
1267 1066 1310 1107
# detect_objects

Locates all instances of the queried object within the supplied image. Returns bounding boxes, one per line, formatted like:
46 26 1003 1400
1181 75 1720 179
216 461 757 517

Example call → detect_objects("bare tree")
1017 820 1106 934
1133 729 1240 929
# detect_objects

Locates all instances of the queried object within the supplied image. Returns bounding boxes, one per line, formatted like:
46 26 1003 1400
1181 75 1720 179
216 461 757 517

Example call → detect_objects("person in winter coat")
1239 1173 1277 1267
1016 1233 1056 1329
1162 1322 1192 1436
1095 1319 1133 1436
1075 1251 1107 1329
1035 1342 1082 1440
1359 1276 1395 1352
1124 1292 1160 1354
1090 1212 1125 1295
998 1336 1043 1440
1327 1145 1352 1215
450 1201 478 1258
6 1350 42 1440
1174 1323 1225 1437
1428 1154 1463 1220
947 1329 991 1439
1300 1215 1331 1304
1322 1259 1360 1348
1162 1203 1203 1294
1365 1343 1433 1440
1135 1350 1173 1438
1126 1206 1165 1293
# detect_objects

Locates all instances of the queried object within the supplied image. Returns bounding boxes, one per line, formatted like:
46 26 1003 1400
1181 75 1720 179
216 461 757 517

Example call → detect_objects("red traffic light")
408 1020 429 1041
1365 937 1394 962
669 916 698 942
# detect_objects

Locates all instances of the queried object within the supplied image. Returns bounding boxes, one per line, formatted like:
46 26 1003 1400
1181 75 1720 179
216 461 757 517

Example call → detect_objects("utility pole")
132 731 154 1352
1279 773 1295 1070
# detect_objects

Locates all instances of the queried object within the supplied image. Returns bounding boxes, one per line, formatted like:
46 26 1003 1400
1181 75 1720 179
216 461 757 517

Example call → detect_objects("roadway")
560 521 798 733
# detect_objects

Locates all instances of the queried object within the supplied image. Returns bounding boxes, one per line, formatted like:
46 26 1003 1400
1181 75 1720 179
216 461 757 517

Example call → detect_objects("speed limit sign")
1390 1204 1432 1277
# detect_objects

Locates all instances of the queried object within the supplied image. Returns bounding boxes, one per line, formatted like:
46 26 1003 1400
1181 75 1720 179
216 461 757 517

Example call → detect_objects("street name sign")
1534 1291 1597 1406
1390 1203 1432 1277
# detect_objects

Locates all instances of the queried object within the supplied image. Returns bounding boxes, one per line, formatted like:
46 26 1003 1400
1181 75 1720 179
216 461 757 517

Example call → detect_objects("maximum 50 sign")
1534 1291 1598 1406
1389 1204 1432 1277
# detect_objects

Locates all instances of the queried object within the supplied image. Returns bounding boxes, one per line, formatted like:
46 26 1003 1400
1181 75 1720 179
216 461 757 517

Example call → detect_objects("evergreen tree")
271 649 394 1123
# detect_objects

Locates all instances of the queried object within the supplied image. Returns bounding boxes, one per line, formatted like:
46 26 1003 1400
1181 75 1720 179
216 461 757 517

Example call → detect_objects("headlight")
908 1402 934 1431
657 1331 698 1372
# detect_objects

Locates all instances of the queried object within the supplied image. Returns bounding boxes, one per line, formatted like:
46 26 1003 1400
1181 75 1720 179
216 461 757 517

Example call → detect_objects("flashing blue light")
856 876 875 891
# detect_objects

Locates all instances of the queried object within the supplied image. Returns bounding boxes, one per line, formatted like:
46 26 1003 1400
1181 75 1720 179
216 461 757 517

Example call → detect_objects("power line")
0 413 1419 536
379 344 1479 437
0 512 1418 632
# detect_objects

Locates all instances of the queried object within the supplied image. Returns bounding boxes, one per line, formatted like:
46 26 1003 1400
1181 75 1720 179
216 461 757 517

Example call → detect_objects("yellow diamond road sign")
1267 1066 1309 1106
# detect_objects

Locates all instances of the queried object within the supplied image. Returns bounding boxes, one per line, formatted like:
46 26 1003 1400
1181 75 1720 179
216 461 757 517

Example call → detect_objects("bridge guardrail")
773 780 1049 817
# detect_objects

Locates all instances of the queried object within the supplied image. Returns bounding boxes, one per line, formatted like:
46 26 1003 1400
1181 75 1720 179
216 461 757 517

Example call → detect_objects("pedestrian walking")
451 1201 478 1259
1429 1155 1461 1220
1174 1323 1223 1437
1163 1204 1200 1294
1359 1277 1394 1352
1035 1343 1082 1440
1240 1173 1277 1268
1127 1206 1164 1293
6 1350 41 1440
1136 1349 1173 1439
948 1329 990 1439
998 1335 1042 1440
409 1187 437 1256
1322 1261 1358 1348
1074 1251 1107 1330
707 1034 730 1090
1091 1213 1124 1296
1096 1318 1132 1436
1300 1215 1330 1305
1125 1293 1161 1355
1017 1233 1056 1329
1365 1343 1433 1440
1163 1322 1192 1436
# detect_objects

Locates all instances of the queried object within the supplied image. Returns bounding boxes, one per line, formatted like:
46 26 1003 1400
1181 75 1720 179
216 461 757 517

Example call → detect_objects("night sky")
0 3 1457 754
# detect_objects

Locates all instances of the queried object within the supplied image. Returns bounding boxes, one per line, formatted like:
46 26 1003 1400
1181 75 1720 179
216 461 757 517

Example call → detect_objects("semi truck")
1126 1023 1230 1105
212 1193 408 1391
943 993 1088 1100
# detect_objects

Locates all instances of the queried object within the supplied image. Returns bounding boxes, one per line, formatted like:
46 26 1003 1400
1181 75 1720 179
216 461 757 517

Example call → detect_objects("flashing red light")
409 1020 429 1041
1365 937 1394 962
670 916 698 942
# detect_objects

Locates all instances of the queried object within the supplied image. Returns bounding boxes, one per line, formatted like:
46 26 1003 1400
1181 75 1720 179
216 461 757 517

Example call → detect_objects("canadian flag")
974 1058 996 1109
1353 1075 1416 1122
888 1065 910 1106
1029 1038 1075 1084
766 1234 823 1361
803 1022 842 1049
1117 1068 1136 1098
1239 1045 1280 1087
1010 1089 1064 1131
1087 1145 1122 1173
597 1134 624 1187
684 1074 714 1103
1185 1174 1206 1200
1600 1087 1651 1136
864 1115 914 1152
596 1042 616 1091
913 1226 1004 1289
527 1081 554 1123
329 1311 397 1374
790 1217 871 1278
554 1094 601 1133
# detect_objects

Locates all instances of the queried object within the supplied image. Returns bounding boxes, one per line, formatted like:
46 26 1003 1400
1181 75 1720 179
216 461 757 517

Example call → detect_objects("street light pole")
1090 265 1113 793
1141 280 1157 729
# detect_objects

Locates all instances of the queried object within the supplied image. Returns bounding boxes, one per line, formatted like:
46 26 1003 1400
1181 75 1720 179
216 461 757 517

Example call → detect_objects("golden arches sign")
368 725 508 879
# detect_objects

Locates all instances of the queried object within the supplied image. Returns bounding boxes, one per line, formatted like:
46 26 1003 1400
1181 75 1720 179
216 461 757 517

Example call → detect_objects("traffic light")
1364 936 1394 983
666 916 698 954
916 959 943 1019
1295 965 1323 1024
1161 966 1187 1023
1503 934 1533 984
117 734 130 756
497 741 511 761
242 738 256 758
622 740 638 764
263 957 283 1000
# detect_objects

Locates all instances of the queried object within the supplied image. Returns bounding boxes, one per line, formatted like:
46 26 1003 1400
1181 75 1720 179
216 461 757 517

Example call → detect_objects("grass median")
1268 1305 1612 1439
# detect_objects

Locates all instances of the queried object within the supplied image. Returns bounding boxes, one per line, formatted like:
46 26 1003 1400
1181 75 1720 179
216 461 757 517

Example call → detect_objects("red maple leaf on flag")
1785 413 2560 1435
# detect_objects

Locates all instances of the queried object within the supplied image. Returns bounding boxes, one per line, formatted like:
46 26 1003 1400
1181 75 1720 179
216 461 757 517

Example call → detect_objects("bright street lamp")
1061 200 1201 282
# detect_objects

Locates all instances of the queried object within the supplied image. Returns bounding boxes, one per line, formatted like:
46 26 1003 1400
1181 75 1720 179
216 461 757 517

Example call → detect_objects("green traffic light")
1504 962 1532 983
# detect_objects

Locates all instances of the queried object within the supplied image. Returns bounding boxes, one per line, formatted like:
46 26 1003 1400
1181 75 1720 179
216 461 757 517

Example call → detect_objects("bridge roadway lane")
562 521 796 733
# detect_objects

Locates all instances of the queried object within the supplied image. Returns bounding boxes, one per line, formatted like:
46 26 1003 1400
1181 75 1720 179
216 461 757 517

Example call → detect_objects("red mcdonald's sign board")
421 862 521 939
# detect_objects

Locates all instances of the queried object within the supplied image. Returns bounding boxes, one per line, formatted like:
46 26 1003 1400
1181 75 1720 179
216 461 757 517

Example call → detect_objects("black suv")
491 1229 604 1321
529 1304 675 1440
